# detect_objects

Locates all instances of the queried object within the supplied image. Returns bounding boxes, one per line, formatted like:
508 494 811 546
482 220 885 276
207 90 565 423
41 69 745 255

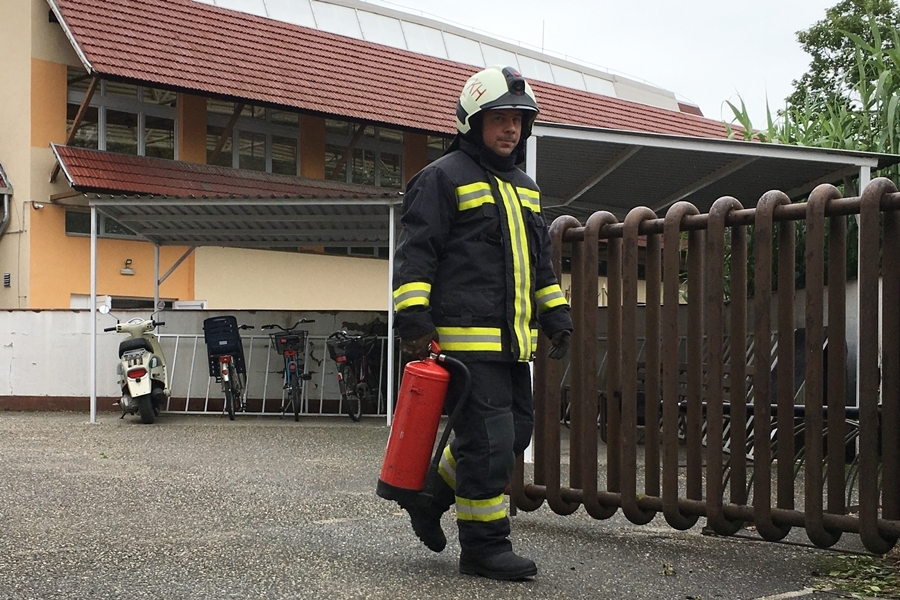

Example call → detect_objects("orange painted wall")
299 114 325 179
31 58 67 149
27 57 195 309
28 206 194 308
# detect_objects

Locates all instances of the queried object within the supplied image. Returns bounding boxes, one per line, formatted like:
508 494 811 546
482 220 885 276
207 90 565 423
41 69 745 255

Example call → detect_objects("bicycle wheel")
224 382 236 421
343 367 362 422
290 380 301 421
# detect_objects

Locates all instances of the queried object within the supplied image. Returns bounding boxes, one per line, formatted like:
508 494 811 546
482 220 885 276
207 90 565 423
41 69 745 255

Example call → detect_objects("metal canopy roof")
532 122 900 222
87 194 401 248
74 122 900 249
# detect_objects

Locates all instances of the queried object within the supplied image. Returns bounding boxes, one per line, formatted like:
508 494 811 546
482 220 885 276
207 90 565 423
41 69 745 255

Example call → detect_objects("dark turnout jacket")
392 140 572 362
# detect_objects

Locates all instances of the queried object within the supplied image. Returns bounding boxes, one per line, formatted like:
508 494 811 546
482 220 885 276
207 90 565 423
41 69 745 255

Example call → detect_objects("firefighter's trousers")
431 360 534 557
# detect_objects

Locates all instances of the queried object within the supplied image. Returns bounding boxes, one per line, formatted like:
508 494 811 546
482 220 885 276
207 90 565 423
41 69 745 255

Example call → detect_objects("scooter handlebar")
103 326 117 332
154 321 165 327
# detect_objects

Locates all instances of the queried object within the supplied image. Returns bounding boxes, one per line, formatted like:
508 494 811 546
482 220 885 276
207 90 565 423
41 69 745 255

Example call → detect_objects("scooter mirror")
98 304 111 315
156 300 166 310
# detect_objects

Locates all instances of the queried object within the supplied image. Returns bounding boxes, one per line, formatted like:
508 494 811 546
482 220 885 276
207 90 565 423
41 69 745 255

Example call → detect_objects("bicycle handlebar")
261 319 314 332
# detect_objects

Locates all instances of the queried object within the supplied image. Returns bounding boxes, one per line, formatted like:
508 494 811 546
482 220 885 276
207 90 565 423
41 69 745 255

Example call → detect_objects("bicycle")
262 319 314 421
202 316 253 421
326 330 383 422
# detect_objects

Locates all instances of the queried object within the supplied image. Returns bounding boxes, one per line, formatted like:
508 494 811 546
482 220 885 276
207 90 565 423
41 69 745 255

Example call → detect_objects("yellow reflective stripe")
456 182 494 211
496 177 532 361
393 281 431 311
456 494 507 522
516 186 541 213
530 328 538 354
435 326 502 352
437 446 457 490
536 284 567 312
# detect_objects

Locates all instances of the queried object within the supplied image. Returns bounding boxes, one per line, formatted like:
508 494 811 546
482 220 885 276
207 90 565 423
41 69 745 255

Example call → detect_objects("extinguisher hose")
417 353 470 507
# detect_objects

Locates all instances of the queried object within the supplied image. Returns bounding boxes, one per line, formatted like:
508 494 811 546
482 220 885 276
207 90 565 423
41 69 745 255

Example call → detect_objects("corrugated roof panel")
53 145 396 199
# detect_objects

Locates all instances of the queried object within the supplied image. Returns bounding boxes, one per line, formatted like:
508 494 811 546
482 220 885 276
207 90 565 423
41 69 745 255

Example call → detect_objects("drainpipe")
0 163 12 242
0 193 10 240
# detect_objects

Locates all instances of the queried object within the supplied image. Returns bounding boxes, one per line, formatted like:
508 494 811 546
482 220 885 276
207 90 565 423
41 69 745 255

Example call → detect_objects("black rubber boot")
459 550 537 580
406 505 446 552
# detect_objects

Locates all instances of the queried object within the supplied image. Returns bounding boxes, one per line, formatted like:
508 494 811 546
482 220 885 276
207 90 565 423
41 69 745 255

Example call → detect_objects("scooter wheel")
138 395 156 424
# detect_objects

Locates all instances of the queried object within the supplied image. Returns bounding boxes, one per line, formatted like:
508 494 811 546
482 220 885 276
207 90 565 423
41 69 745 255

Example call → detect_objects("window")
427 135 452 162
324 119 404 189
65 210 137 239
206 101 301 175
66 68 177 158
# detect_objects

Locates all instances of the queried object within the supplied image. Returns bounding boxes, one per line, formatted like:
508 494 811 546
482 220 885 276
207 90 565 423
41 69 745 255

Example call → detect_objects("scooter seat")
118 337 154 358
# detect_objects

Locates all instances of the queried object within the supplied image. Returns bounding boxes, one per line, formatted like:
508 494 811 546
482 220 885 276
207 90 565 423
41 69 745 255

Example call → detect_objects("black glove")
401 329 438 361
548 329 571 360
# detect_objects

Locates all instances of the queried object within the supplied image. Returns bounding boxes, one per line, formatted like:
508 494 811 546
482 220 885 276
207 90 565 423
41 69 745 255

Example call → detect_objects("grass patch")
815 549 900 598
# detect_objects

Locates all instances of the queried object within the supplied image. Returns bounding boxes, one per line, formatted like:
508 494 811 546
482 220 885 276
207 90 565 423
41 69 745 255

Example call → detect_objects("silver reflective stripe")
437 445 456 489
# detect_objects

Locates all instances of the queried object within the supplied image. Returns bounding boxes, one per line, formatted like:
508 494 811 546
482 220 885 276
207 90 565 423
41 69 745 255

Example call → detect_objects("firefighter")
391 65 573 580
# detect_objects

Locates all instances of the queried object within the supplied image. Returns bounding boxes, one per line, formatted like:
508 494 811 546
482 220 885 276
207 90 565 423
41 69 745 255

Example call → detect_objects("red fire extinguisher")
377 342 470 508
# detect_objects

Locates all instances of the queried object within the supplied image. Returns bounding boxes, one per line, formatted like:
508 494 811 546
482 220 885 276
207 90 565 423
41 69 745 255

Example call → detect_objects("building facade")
0 0 731 312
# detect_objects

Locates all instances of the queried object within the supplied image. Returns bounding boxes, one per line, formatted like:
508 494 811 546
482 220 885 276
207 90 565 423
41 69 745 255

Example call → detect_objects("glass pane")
516 55 555 84
105 80 137 98
145 115 175 159
311 1 362 39
427 135 450 151
67 104 99 149
325 119 350 136
272 135 298 175
65 210 91 234
401 22 447 59
380 152 402 189
443 33 484 67
103 217 136 236
265 0 316 27
379 127 403 143
215 0 267 17
270 109 299 126
143 87 177 107
207 125 234 167
481 46 518 71
325 143 346 181
584 74 616 97
105 109 138 154
352 148 375 186
208 98 237 116
67 67 91 94
239 130 267 171
357 12 404 48
241 104 266 120
551 65 586 90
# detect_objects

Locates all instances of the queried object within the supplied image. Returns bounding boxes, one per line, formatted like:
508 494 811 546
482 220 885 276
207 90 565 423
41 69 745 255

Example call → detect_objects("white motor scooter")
102 307 170 424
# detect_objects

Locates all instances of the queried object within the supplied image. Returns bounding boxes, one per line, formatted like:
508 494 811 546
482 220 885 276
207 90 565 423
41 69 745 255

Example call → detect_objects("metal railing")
156 333 397 419
514 179 900 554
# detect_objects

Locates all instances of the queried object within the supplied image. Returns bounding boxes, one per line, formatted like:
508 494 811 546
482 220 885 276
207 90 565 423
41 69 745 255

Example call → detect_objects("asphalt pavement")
0 411 878 599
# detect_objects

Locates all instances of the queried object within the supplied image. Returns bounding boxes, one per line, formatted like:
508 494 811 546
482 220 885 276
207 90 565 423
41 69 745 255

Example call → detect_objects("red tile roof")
51 0 733 140
52 144 395 198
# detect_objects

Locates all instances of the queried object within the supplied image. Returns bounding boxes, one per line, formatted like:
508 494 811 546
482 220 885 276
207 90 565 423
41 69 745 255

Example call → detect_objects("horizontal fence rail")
156 334 399 419
514 180 900 554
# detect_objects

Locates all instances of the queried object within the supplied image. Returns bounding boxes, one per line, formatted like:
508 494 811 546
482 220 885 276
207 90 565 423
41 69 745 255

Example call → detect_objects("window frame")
66 74 178 159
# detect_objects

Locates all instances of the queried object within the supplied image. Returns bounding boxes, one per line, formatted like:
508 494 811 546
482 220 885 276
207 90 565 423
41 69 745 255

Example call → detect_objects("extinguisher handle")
418 353 470 507
429 340 442 355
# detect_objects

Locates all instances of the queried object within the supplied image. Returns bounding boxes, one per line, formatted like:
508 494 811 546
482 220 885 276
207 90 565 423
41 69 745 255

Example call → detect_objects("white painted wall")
0 308 389 399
